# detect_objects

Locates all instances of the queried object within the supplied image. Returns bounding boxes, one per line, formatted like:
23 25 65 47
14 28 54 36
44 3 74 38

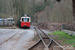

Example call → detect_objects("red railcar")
20 15 31 28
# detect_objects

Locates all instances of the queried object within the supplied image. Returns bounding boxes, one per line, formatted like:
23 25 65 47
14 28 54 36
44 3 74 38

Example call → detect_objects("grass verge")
48 31 75 47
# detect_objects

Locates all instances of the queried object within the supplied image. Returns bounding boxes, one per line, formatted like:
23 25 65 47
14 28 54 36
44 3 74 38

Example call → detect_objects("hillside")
34 0 73 31
35 0 73 23
0 0 73 27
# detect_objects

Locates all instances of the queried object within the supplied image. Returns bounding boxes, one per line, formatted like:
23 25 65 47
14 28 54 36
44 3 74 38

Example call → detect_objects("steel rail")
28 27 41 50
37 27 52 50
28 27 52 50
38 27 65 50
37 27 53 47
28 27 65 50
28 39 41 50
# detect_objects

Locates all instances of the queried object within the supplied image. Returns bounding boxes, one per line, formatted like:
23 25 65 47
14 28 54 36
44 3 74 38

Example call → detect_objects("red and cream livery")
20 15 31 28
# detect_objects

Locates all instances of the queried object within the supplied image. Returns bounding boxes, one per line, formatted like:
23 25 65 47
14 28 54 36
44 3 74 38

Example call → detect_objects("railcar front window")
22 18 29 22
24 18 27 22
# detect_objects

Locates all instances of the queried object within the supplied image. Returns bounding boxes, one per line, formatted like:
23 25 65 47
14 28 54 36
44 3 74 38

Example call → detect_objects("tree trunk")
73 0 75 24
73 0 75 30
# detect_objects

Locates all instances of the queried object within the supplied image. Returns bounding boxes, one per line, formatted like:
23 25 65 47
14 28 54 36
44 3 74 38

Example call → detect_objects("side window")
27 18 29 22
22 18 24 21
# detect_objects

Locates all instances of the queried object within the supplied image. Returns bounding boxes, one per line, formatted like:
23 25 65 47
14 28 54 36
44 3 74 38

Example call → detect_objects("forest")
0 0 73 27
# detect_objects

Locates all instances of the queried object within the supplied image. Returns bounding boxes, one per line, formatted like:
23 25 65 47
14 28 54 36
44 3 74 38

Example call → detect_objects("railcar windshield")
22 18 29 22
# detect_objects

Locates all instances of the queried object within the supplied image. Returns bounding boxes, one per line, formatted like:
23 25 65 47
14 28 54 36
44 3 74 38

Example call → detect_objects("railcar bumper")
21 25 30 28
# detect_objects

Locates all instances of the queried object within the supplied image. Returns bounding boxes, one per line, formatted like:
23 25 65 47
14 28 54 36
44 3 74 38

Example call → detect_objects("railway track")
28 27 65 50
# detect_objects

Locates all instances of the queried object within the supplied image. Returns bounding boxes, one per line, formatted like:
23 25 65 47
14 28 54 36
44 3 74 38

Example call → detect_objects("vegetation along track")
28 27 65 50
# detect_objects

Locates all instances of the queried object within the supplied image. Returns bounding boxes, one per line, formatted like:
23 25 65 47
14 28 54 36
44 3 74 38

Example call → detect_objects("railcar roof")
21 15 30 17
21 17 30 18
